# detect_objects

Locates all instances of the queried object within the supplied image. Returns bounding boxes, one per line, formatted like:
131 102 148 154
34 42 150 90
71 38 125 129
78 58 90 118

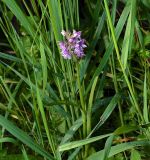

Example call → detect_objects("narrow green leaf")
0 52 22 63
47 0 63 41
121 0 136 69
40 36 48 92
114 125 139 135
87 140 150 160
59 133 112 152
102 135 114 160
0 137 17 144
143 71 148 123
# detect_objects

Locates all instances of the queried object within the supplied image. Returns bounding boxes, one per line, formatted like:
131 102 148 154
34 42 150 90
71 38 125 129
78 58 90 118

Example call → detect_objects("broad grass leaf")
59 133 112 152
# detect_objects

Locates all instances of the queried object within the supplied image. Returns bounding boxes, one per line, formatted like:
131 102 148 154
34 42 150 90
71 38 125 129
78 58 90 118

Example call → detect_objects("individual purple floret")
59 42 71 59
72 30 81 39
59 30 87 59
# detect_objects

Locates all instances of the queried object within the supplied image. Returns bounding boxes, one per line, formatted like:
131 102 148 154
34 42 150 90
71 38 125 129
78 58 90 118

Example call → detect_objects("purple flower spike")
59 30 87 59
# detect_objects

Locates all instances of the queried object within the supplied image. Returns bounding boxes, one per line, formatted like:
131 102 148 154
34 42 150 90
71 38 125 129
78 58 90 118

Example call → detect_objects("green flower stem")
76 63 86 138
67 61 76 122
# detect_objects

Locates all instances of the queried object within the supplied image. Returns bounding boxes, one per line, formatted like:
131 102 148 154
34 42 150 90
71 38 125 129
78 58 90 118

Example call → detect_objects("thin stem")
76 63 86 138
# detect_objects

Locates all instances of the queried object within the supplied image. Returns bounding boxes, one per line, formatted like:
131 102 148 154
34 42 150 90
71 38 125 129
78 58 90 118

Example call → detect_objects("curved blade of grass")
0 137 17 144
0 115 54 160
87 140 150 160
0 52 22 63
58 133 112 152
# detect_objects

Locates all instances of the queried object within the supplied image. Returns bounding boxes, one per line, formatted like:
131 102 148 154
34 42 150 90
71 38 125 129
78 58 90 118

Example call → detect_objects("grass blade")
121 0 136 69
143 71 148 123
59 133 112 152
87 140 150 160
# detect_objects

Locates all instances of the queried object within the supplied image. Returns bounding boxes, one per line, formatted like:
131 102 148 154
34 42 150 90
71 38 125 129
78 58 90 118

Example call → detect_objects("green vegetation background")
0 0 150 159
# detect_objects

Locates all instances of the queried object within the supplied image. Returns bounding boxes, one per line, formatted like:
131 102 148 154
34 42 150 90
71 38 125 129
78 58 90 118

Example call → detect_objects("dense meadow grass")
0 0 150 159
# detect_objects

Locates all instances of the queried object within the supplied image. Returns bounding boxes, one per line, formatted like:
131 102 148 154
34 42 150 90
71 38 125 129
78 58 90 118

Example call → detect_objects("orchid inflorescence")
59 30 87 59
